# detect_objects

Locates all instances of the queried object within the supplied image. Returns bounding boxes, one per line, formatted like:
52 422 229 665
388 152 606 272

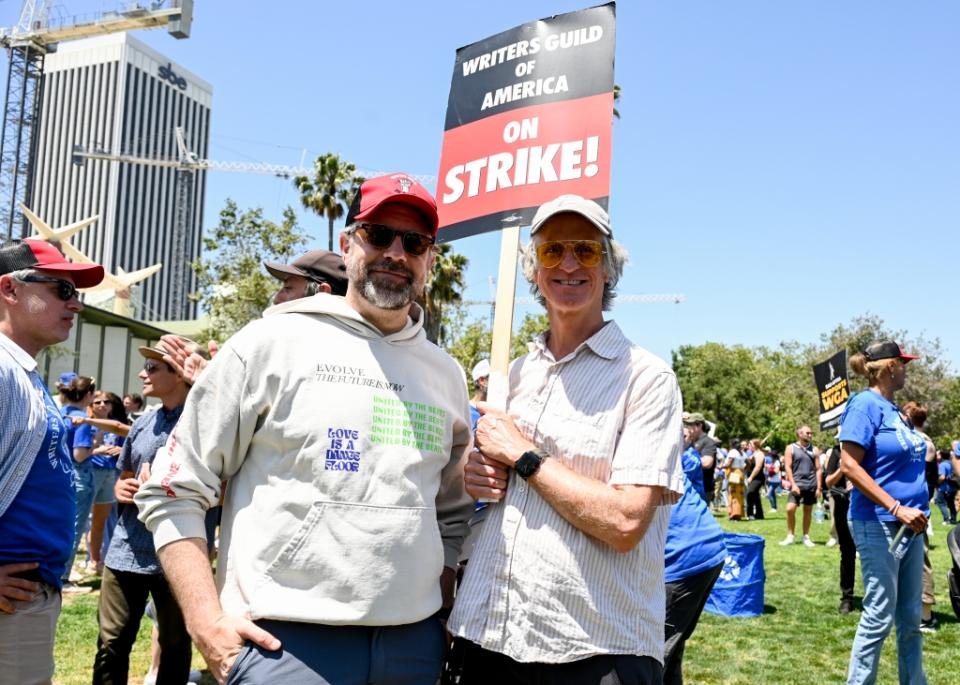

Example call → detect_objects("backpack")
948 525 960 620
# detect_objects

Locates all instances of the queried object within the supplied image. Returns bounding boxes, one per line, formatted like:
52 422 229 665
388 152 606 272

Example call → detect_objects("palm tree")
422 243 468 344
293 153 364 250
613 84 622 120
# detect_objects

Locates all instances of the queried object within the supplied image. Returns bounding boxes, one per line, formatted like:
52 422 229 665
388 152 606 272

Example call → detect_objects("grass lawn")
52 500 959 684
685 502 959 684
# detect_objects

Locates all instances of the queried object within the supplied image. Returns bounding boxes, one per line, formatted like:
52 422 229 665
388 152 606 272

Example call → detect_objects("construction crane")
463 293 685 328
73 126 434 317
462 294 687 306
0 0 193 240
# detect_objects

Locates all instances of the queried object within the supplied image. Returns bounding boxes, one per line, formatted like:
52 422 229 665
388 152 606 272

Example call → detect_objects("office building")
29 32 212 320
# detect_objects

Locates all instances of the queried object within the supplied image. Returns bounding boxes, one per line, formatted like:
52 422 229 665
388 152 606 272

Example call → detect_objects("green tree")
293 153 364 251
671 314 960 450
191 200 307 341
673 342 771 445
443 317 492 380
511 313 549 360
938 377 960 445
753 342 823 450
443 311 548 378
613 83 622 120
423 243 468 345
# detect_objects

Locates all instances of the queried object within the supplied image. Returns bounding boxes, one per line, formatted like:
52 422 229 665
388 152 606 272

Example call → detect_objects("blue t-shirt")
839 391 929 521
105 404 183 574
88 429 124 470
939 460 957 493
682 445 706 500
61 405 94 458
665 448 727 583
0 375 76 587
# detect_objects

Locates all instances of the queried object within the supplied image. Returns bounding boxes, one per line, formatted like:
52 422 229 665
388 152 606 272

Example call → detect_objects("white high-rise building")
29 32 212 320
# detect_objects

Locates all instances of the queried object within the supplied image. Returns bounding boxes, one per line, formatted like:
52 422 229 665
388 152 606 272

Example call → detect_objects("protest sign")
813 349 850 431
437 3 616 241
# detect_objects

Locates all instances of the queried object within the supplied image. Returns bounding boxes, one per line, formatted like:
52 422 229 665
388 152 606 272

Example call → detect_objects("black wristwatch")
515 448 550 480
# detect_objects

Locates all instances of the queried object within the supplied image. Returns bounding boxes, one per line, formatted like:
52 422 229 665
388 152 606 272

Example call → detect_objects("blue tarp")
704 532 765 618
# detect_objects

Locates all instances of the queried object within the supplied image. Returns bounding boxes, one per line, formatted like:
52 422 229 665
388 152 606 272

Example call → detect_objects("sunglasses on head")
19 274 79 301
535 240 605 269
143 361 171 374
351 223 435 257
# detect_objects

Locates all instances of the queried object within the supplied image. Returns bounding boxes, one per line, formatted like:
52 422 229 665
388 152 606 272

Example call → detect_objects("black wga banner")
813 349 849 431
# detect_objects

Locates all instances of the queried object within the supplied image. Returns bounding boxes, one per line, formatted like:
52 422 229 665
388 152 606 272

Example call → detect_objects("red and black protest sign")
436 3 616 241
813 350 850 431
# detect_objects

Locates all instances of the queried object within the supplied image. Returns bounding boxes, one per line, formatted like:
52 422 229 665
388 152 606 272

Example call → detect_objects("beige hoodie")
136 294 474 626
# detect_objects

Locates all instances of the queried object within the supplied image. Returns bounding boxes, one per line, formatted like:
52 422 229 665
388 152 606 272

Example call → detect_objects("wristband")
889 500 901 517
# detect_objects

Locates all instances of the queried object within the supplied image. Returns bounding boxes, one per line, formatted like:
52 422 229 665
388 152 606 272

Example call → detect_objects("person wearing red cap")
839 340 928 685
136 173 474 684
0 238 103 684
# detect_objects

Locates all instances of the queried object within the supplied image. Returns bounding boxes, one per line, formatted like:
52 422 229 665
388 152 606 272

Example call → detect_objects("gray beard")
348 259 421 311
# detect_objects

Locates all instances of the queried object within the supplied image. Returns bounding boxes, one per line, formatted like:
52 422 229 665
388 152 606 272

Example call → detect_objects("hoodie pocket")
251 500 443 625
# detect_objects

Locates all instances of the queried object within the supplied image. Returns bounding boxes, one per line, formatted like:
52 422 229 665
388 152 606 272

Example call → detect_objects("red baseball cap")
345 173 439 236
863 340 920 363
0 238 104 288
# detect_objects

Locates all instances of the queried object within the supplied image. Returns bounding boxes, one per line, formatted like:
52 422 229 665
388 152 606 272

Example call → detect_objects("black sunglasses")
351 223 435 256
143 361 172 374
19 274 79 301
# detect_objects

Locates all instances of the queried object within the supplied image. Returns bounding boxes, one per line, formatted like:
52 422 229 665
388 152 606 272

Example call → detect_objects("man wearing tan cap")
92 342 192 684
264 249 348 305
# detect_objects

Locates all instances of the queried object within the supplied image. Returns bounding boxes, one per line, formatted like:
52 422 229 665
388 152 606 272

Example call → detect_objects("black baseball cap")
264 249 348 295
863 340 920 363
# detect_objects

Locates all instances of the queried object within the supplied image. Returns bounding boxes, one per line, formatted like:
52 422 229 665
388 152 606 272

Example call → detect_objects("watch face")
516 450 545 479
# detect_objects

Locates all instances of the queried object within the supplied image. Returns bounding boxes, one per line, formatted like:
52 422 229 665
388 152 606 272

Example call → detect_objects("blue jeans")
767 482 780 510
847 519 927 685
63 460 96 581
226 616 446 684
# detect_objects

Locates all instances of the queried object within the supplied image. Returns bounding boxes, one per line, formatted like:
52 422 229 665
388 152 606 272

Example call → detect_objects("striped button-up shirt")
0 331 50 517
448 321 685 664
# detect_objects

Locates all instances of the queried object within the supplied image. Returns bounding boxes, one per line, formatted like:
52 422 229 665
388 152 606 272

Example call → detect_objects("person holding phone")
839 341 929 685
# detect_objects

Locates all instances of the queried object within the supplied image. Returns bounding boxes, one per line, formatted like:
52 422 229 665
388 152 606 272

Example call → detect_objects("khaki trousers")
0 584 60 685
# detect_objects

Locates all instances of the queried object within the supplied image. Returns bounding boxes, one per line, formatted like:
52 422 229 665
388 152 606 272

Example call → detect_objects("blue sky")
4 2 958 368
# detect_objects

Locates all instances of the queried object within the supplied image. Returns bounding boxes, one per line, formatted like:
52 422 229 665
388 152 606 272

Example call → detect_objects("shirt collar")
0 329 38 372
532 320 628 363
158 403 184 422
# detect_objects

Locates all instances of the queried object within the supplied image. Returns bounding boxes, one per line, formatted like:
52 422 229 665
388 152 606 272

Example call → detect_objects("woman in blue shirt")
86 391 128 575
58 375 96 587
839 341 928 685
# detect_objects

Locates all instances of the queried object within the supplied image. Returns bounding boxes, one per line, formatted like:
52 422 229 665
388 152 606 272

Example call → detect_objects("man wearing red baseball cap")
136 173 473 684
0 238 103 683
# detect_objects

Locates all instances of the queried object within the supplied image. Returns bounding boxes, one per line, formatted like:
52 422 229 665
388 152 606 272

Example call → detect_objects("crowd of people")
0 181 956 685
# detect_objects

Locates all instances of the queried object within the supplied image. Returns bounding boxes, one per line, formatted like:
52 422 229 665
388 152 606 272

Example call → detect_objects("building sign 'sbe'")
158 63 187 90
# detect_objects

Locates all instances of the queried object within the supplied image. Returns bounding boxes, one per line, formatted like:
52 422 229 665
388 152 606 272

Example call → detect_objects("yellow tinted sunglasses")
535 240 605 268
